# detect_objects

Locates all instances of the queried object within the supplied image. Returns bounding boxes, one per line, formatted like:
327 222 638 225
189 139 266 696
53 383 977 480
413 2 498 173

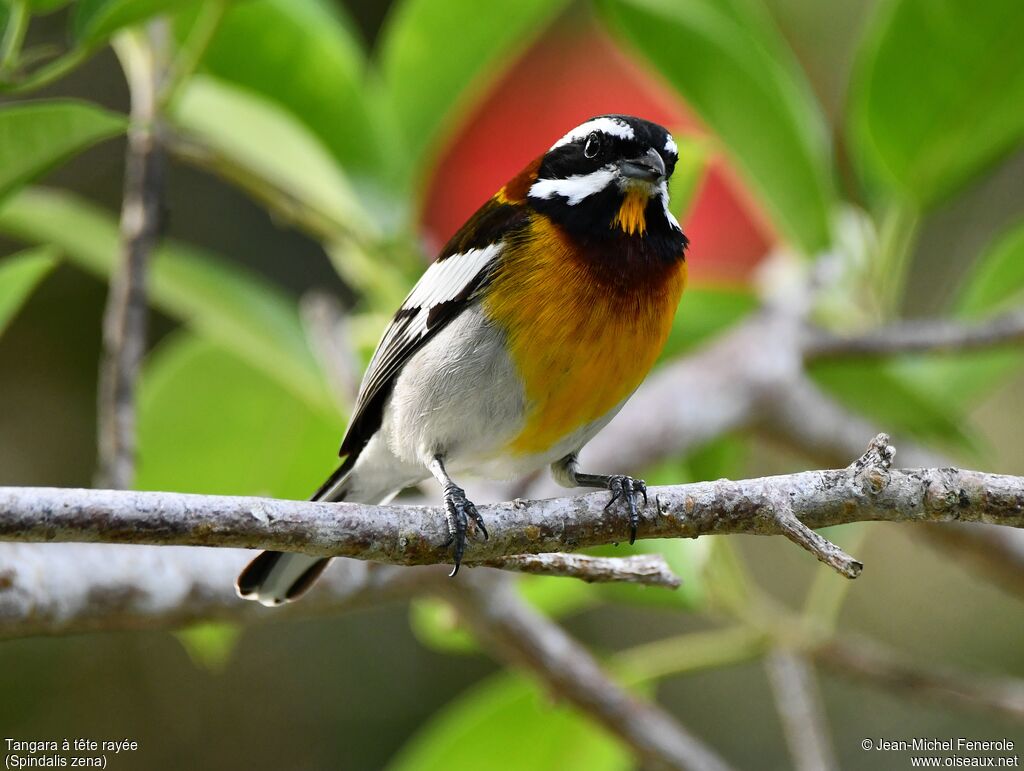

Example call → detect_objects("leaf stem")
0 0 29 77
158 0 229 111
874 200 920 317
1 46 91 94
614 626 770 684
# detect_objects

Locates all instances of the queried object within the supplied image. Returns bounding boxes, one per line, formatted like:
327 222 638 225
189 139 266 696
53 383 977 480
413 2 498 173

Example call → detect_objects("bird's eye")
583 133 600 159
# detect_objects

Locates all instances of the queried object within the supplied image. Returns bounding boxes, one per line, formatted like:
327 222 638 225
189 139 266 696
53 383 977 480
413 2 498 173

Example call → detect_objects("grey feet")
442 483 488 576
604 475 648 545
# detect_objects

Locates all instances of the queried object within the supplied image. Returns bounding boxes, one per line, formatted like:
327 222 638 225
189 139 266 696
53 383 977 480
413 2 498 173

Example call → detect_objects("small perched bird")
237 115 689 605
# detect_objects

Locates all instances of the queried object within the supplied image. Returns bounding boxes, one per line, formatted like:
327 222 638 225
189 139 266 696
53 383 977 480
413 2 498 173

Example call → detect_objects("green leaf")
0 100 124 203
956 220 1024 316
188 0 388 181
27 0 74 12
0 187 334 412
888 221 1024 413
601 0 834 254
810 358 978 452
378 0 569 184
138 332 342 497
849 0 1024 207
409 597 479 655
72 0 192 45
171 75 375 241
174 621 241 673
0 245 58 336
387 673 630 771
661 285 757 361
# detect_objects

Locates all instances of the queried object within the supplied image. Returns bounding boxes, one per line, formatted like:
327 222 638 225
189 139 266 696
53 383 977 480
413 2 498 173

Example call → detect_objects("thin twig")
439 571 735 771
764 490 863 578
484 553 681 588
95 25 168 489
765 650 838 771
814 635 1024 723
806 309 1024 359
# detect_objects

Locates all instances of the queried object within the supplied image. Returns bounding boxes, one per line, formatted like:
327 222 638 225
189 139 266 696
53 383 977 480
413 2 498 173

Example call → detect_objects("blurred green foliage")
0 0 1022 768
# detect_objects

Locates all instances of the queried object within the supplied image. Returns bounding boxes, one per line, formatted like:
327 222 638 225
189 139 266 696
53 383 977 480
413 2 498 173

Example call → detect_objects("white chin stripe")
528 167 617 205
664 134 678 157
550 117 635 150
659 181 681 231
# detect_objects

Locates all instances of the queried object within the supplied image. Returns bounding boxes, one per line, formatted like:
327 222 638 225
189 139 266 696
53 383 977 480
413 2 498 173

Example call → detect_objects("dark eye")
583 133 600 159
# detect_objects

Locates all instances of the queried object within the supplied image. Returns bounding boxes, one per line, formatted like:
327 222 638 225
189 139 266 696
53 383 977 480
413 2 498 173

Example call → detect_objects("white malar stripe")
664 134 678 157
550 117 635 150
528 167 617 206
658 181 681 232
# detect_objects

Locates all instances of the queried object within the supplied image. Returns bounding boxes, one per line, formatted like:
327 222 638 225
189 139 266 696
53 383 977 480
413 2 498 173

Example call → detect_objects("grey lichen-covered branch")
2 435 1023 576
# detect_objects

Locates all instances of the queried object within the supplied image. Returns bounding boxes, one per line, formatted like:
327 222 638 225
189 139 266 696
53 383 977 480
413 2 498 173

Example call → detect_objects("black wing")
336 198 530 468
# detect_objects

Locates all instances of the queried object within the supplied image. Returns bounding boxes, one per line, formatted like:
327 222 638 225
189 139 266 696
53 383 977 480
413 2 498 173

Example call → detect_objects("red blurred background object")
419 18 776 284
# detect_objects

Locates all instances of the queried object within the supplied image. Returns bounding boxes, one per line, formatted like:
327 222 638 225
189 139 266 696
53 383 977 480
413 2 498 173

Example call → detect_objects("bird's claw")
442 483 486 576
603 475 647 544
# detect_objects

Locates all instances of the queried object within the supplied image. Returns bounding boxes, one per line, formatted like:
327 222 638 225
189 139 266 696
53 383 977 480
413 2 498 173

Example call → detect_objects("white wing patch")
355 243 502 407
550 117 635 150
528 167 617 205
403 244 499 315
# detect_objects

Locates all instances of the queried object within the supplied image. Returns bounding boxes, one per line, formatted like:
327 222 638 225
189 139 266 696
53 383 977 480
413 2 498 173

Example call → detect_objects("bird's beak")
618 147 666 183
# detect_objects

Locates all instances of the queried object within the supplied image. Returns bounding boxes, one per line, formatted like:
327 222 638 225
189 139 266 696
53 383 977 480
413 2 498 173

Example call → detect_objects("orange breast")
483 215 687 455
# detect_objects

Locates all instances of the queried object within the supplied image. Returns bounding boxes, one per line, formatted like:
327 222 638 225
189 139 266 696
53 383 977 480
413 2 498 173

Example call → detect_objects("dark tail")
236 460 351 606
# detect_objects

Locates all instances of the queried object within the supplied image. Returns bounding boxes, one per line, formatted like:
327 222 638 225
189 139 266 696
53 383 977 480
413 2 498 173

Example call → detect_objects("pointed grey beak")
618 147 666 182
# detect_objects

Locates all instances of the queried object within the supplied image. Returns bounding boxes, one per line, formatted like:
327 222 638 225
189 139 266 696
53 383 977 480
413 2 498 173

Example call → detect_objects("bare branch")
484 553 681 587
0 543 424 638
766 490 863 578
759 377 1024 600
807 309 1024 359
438 572 735 771
96 26 168 489
2 449 1022 572
765 650 838 771
814 635 1024 723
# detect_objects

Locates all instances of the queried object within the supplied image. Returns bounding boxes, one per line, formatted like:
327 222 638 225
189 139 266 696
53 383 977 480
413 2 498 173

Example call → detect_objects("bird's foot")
603 475 648 545
441 483 488 576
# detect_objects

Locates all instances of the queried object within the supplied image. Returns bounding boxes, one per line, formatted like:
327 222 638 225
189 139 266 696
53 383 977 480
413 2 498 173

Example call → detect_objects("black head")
526 115 684 249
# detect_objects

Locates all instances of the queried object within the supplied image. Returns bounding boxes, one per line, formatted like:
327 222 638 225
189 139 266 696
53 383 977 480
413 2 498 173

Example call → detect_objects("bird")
236 114 689 606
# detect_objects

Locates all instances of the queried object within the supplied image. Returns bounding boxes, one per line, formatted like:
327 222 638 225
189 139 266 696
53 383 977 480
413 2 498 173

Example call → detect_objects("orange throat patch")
483 215 687 456
611 187 651 235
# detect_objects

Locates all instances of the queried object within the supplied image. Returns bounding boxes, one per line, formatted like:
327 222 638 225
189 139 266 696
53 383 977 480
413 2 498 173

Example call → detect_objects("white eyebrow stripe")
664 135 678 157
550 117 635 150
528 167 617 205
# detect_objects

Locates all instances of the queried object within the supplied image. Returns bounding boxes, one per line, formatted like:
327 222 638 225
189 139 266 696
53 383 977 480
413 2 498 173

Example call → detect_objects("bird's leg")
427 455 487 576
552 453 648 545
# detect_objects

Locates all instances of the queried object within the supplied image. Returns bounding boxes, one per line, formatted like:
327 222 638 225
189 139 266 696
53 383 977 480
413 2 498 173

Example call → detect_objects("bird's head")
520 115 682 242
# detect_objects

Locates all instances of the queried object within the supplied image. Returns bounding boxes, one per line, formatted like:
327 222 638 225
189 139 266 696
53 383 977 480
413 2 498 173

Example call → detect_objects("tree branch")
765 650 838 771
814 635 1024 723
2 438 1022 575
484 553 680 587
806 309 1024 359
438 572 735 771
96 26 168 489
0 544 424 638
759 376 1024 600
